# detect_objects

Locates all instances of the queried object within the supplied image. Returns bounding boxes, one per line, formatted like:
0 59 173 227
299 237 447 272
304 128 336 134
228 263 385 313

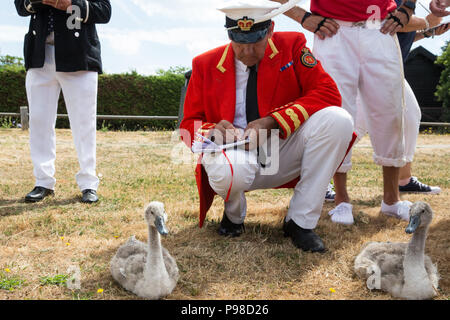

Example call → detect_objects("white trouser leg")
251 107 354 229
202 148 259 224
25 44 61 190
355 79 420 162
57 70 99 191
354 93 367 142
313 29 359 173
358 31 405 167
403 80 421 162
224 192 247 224
202 108 353 227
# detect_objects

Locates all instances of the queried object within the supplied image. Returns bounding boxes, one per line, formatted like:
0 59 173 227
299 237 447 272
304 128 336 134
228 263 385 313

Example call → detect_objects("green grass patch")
0 274 26 291
39 274 69 286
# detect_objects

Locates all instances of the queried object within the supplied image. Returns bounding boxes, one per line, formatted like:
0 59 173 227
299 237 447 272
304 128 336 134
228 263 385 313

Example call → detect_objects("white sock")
328 202 354 225
381 200 412 221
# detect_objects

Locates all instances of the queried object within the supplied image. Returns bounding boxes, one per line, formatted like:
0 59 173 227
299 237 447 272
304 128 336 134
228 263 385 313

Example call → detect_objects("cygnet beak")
155 215 169 236
406 215 421 234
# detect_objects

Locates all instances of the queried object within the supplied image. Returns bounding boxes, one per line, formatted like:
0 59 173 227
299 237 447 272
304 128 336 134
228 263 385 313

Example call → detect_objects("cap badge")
237 17 254 31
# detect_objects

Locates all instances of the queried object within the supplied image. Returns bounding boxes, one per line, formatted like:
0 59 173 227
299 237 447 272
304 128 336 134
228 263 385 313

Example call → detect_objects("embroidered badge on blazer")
300 48 317 68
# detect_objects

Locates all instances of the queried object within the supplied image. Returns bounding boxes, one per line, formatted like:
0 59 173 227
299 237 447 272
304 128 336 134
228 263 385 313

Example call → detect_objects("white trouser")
313 23 406 172
25 44 99 191
355 80 421 162
202 107 354 229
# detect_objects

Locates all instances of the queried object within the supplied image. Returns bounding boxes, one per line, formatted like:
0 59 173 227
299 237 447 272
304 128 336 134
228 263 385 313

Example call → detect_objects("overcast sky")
1 0 448 75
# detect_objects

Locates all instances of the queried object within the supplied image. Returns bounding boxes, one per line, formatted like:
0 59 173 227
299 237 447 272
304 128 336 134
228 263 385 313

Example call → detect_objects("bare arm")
414 22 450 41
270 0 339 39
400 13 442 32
271 0 305 24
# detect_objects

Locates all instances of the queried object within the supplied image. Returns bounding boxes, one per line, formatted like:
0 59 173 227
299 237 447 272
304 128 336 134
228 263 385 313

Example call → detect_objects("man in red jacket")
179 0 354 253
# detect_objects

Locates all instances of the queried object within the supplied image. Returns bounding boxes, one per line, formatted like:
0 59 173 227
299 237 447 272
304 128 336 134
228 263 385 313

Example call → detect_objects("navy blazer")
14 0 111 73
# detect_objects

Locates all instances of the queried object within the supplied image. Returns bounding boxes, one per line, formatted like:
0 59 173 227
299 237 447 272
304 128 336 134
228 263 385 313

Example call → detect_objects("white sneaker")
381 200 412 221
328 202 354 225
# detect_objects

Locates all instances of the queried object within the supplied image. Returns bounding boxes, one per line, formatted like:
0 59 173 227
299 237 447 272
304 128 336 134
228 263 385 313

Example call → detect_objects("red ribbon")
221 150 234 202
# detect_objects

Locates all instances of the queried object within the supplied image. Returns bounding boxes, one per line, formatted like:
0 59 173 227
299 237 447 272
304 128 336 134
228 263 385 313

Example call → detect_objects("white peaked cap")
218 0 301 26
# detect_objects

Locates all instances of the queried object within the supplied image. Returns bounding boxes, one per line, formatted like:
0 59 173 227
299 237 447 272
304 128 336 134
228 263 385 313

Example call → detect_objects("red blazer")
180 32 349 228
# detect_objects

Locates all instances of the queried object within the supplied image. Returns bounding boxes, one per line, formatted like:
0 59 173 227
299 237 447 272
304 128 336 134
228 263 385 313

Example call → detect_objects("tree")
435 41 450 122
0 54 25 72
156 66 190 77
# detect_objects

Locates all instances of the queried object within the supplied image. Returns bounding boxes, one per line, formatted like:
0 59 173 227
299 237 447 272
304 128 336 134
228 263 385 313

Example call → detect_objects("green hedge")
0 68 28 111
0 68 185 131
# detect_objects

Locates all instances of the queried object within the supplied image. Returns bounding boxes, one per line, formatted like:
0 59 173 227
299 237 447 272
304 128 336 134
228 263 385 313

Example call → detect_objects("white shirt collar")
235 58 248 73
235 58 259 72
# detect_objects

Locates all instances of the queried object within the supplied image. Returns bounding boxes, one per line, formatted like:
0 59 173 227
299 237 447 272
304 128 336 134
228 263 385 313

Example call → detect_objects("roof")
406 46 437 63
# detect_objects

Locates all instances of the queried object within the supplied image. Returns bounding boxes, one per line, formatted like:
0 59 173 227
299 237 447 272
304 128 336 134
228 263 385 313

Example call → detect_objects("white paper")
192 133 249 153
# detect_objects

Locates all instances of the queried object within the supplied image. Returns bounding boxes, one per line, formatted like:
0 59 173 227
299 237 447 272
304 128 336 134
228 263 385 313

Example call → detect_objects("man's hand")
426 13 443 29
302 14 339 40
381 7 414 35
430 0 450 17
434 22 450 35
209 120 243 145
42 0 72 11
243 116 279 150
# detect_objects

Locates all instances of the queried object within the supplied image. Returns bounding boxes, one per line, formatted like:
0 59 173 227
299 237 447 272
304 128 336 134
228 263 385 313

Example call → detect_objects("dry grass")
0 128 448 300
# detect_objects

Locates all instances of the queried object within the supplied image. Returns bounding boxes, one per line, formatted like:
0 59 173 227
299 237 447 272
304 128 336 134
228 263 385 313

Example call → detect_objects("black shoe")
399 176 441 194
283 219 326 253
218 213 244 237
25 186 54 203
81 189 98 203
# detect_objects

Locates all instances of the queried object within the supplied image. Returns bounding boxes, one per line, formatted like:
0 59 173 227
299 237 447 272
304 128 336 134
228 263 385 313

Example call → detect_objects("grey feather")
354 202 439 300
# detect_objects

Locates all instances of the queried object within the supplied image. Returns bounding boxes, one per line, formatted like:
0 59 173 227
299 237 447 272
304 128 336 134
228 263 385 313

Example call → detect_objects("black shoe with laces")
81 189 99 203
218 213 245 237
399 176 441 194
283 219 326 253
25 186 54 203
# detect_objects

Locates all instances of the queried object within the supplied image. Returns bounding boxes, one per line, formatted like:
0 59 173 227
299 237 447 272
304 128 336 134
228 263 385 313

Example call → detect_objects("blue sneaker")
399 177 441 195
325 183 335 202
